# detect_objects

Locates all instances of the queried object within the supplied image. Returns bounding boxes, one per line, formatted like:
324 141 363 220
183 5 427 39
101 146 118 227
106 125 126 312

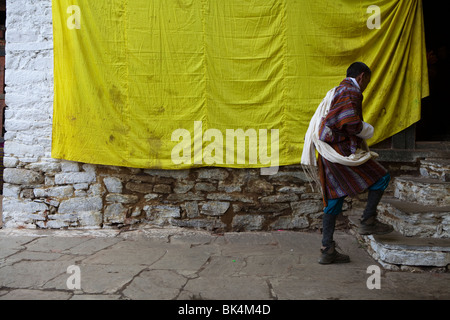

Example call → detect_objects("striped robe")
317 78 387 203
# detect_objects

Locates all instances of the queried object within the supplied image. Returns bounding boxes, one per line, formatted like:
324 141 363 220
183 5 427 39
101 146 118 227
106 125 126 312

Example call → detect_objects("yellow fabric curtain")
52 0 428 169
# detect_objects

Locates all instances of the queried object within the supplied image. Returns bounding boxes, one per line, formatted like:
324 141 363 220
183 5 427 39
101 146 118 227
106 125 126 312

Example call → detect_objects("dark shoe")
318 241 350 265
359 216 393 235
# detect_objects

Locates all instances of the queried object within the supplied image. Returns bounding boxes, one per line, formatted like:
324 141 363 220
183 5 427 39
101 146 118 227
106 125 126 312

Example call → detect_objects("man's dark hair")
346 62 371 78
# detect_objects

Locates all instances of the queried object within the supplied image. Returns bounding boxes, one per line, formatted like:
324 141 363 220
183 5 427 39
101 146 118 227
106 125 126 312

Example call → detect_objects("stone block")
153 184 172 194
379 248 450 267
78 211 103 228
420 158 450 182
172 218 226 231
74 183 89 190
33 186 74 198
394 176 450 207
291 200 323 215
166 192 205 202
2 208 48 228
173 181 195 194
25 161 61 174
20 189 34 199
144 193 159 201
55 172 96 185
246 179 274 194
104 203 126 224
184 201 200 218
3 157 19 168
195 182 216 192
218 181 242 193
378 197 450 238
143 169 190 179
3 168 44 185
82 163 97 173
270 215 309 230
59 197 103 214
88 183 104 196
206 193 254 203
253 203 290 213
60 161 80 172
37 220 70 229
4 141 45 159
197 168 229 180
125 182 153 193
367 234 450 267
268 171 309 183
277 186 306 194
103 177 123 193
200 201 230 216
48 212 78 222
232 214 264 231
3 198 48 215
260 194 298 204
2 184 21 197
105 194 139 204
145 205 181 219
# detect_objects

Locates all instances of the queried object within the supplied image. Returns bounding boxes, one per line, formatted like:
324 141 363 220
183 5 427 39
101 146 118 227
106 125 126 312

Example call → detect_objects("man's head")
347 62 371 92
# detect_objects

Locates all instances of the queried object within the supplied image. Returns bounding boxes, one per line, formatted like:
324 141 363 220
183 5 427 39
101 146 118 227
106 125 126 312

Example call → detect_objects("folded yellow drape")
52 0 428 169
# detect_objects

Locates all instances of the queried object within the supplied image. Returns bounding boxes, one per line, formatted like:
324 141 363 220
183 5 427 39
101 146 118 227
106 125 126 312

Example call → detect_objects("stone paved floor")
0 227 449 300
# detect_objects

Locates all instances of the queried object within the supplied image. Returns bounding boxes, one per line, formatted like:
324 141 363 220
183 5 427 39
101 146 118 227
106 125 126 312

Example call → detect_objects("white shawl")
301 87 378 190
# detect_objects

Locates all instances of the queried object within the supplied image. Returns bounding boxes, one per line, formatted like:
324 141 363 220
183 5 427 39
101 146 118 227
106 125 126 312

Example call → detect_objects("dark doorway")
416 1 450 141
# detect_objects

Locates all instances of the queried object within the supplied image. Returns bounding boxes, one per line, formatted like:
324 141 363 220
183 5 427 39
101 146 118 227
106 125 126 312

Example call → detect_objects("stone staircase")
348 158 450 271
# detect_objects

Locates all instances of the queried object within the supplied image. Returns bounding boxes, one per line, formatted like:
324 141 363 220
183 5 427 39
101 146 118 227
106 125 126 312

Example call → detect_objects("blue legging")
324 173 390 216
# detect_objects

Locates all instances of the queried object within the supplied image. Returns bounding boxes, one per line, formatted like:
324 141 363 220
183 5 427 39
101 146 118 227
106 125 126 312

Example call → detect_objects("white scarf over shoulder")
301 87 378 189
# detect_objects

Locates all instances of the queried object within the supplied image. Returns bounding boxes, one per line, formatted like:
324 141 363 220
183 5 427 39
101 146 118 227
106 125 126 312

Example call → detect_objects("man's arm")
356 121 374 140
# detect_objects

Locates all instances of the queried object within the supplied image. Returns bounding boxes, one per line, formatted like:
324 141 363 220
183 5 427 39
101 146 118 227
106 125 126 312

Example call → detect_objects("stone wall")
3 162 329 231
2 0 330 231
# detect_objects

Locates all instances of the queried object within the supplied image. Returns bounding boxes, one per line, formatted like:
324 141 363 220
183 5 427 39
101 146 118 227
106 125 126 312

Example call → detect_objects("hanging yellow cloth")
52 0 428 169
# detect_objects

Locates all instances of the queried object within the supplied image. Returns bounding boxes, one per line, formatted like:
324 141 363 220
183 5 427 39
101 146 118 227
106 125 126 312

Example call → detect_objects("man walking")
304 62 393 264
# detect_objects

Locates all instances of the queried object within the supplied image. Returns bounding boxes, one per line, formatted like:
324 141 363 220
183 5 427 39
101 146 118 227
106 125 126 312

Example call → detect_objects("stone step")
362 231 450 270
377 196 450 238
416 141 450 152
393 176 450 207
420 158 450 182
346 209 450 271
